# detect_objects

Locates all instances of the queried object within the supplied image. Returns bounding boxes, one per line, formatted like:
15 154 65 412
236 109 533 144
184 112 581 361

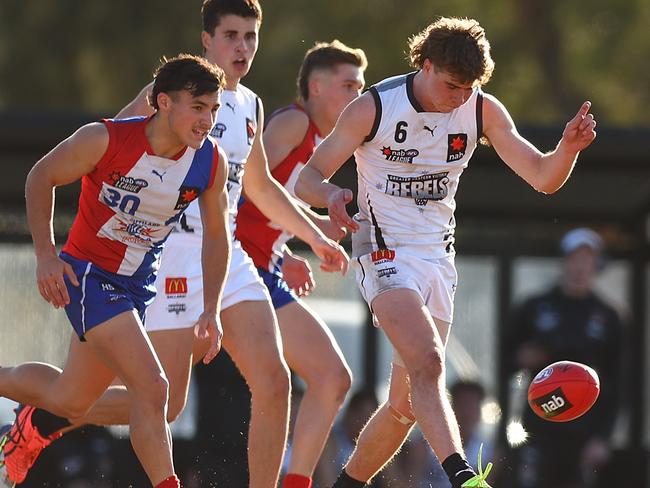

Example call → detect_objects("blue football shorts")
60 252 156 340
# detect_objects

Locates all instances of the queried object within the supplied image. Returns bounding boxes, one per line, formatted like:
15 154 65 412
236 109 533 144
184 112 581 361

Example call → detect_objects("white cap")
560 228 604 255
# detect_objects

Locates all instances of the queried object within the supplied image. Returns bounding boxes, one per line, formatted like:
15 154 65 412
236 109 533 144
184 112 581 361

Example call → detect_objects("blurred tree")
0 0 648 125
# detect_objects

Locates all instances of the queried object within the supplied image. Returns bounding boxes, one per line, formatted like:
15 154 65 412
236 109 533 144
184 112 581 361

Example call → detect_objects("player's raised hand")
309 236 349 275
281 252 315 297
326 188 358 233
196 310 223 364
36 254 79 309
561 101 597 152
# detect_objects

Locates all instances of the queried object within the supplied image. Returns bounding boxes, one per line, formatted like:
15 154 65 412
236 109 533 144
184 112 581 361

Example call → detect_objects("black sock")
31 408 71 437
331 470 366 488
442 453 476 488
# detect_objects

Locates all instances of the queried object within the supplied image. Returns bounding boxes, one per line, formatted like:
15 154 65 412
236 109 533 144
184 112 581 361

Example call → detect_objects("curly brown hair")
408 17 494 86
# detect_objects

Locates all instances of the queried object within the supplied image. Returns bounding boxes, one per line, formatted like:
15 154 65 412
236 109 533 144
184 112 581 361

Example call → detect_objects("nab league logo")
447 133 468 162
108 172 149 193
381 147 419 163
533 366 554 384
211 122 227 138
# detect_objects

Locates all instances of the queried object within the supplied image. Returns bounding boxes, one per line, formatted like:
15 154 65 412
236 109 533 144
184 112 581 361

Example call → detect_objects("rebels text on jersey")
236 103 321 271
62 117 219 278
353 72 483 258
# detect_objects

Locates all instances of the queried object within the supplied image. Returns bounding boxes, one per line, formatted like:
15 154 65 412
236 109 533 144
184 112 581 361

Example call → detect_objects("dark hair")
408 16 494 86
346 388 378 412
449 380 486 402
149 54 225 110
201 0 262 35
297 39 367 101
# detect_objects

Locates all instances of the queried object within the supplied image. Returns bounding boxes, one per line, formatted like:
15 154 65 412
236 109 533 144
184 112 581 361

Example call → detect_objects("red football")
527 360 600 422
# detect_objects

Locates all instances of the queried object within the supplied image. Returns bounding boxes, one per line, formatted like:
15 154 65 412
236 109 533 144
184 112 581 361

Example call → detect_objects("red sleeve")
208 140 219 189
94 119 119 171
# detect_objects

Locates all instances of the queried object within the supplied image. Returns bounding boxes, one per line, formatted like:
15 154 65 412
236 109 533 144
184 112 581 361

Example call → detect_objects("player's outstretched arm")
483 95 596 194
197 147 231 364
295 92 375 233
243 99 349 274
115 82 155 118
25 123 109 308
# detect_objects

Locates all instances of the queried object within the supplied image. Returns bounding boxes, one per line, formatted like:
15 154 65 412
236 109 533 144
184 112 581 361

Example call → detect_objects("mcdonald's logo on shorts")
165 277 188 295
371 249 396 263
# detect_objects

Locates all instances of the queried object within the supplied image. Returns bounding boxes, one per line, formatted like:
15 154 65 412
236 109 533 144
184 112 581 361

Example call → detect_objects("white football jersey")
174 83 260 239
352 72 483 259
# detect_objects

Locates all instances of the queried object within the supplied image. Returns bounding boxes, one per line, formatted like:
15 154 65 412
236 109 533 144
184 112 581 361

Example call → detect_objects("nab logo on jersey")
246 118 255 146
174 186 200 211
447 133 468 162
531 387 573 418
108 172 149 193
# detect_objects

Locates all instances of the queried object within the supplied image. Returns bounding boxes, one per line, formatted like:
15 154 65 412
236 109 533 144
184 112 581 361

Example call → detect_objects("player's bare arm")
25 123 109 308
115 82 155 118
243 99 349 273
483 94 597 194
197 146 231 364
295 92 375 232
263 107 310 171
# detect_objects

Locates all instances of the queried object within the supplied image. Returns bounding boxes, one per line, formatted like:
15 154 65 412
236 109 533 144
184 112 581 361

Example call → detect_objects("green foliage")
1 0 648 125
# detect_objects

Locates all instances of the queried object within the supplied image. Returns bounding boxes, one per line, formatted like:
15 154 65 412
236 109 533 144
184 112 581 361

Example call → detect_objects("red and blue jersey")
62 117 219 279
236 104 321 271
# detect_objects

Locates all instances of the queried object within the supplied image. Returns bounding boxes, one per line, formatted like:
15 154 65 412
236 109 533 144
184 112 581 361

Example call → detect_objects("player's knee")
408 347 445 383
135 373 170 412
314 363 352 404
254 359 291 400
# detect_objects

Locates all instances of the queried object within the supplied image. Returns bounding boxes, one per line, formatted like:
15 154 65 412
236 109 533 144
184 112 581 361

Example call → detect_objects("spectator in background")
449 380 494 474
503 228 625 488
315 390 379 487
383 380 495 488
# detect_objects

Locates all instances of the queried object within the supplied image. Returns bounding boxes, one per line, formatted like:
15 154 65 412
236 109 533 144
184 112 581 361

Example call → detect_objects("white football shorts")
352 249 457 325
145 235 268 332
352 249 457 367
